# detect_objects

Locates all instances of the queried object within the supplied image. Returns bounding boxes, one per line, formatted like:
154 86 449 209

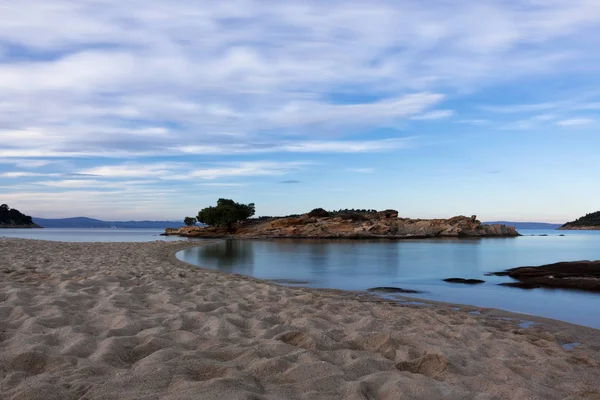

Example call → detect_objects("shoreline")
163 233 521 240
2 238 599 399
558 226 600 230
170 240 600 333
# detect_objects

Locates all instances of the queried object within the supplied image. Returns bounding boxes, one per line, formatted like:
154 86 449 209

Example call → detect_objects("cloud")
556 118 595 126
32 179 153 188
0 172 60 178
455 119 489 125
411 110 454 120
3 0 600 219
198 183 249 187
2 0 600 161
501 114 560 130
70 161 309 182
346 168 375 173
78 163 183 178
190 162 308 180
0 159 57 168
279 180 302 184
174 138 414 155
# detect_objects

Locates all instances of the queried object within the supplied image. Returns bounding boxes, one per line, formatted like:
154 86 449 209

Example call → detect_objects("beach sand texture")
1 238 599 399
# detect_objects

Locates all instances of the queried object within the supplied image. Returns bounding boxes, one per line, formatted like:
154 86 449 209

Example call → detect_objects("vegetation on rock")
561 211 600 228
308 208 330 218
197 198 255 230
0 204 34 226
184 216 197 226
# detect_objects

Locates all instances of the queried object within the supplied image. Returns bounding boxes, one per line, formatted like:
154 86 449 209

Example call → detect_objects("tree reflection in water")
184 240 255 275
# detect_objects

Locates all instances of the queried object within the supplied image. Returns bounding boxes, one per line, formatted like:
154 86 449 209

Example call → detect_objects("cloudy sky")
1 0 599 222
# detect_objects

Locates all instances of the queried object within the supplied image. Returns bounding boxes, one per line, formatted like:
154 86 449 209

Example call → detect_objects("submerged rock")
498 282 542 289
443 278 485 285
367 287 423 294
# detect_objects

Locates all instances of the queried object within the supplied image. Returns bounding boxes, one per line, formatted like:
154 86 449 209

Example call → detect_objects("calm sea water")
0 228 186 242
4 228 599 328
176 229 600 329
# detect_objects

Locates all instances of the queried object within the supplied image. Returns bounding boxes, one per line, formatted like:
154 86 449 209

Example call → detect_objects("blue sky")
1 0 599 222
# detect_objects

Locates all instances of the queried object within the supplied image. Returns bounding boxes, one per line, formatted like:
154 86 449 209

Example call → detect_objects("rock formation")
492 261 600 292
164 210 520 239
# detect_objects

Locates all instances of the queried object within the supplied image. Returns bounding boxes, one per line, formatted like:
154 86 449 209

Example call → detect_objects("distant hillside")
32 217 182 229
483 221 562 230
0 204 40 228
559 211 600 230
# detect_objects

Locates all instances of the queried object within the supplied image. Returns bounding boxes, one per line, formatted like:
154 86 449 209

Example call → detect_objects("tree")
184 216 197 226
308 208 329 218
197 198 255 231
0 204 33 225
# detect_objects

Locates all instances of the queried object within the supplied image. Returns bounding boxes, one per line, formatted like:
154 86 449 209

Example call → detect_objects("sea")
2 228 599 328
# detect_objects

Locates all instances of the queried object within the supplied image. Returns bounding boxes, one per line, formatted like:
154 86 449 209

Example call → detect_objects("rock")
493 261 600 292
443 278 485 284
376 209 399 219
164 211 520 240
367 287 423 294
498 282 541 289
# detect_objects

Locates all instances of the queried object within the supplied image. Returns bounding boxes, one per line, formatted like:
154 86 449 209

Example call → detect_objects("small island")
165 198 520 239
0 204 41 229
558 211 600 230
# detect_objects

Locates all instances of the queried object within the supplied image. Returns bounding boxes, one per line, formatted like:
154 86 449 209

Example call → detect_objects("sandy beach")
1 238 599 400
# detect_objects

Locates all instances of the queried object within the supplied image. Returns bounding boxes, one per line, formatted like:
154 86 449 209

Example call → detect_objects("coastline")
1 238 599 399
0 224 42 229
165 212 521 240
558 226 600 230
170 242 598 331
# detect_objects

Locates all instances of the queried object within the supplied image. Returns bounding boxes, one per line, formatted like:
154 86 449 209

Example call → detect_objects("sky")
1 0 599 223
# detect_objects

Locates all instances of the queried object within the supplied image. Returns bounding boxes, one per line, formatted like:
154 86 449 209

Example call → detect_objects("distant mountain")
484 221 562 230
32 217 183 229
558 211 600 230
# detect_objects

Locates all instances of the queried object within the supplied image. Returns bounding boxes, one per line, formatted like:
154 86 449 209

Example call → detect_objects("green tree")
184 216 197 226
197 198 255 231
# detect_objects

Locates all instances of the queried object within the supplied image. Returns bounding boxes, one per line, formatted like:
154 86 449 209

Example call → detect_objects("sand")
1 238 599 400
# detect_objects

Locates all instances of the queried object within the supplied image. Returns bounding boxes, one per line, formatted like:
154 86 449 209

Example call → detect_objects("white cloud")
556 118 595 126
32 179 154 188
65 161 308 182
456 119 489 125
3 0 600 219
1 0 600 160
0 171 60 178
78 163 183 178
411 110 454 120
346 168 375 173
190 161 308 180
175 138 414 155
0 159 56 168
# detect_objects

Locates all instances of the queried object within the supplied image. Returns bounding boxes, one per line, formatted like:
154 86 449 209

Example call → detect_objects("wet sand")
1 238 599 399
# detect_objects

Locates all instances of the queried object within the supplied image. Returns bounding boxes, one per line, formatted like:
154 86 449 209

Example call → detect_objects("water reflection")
176 234 600 329
179 240 255 275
